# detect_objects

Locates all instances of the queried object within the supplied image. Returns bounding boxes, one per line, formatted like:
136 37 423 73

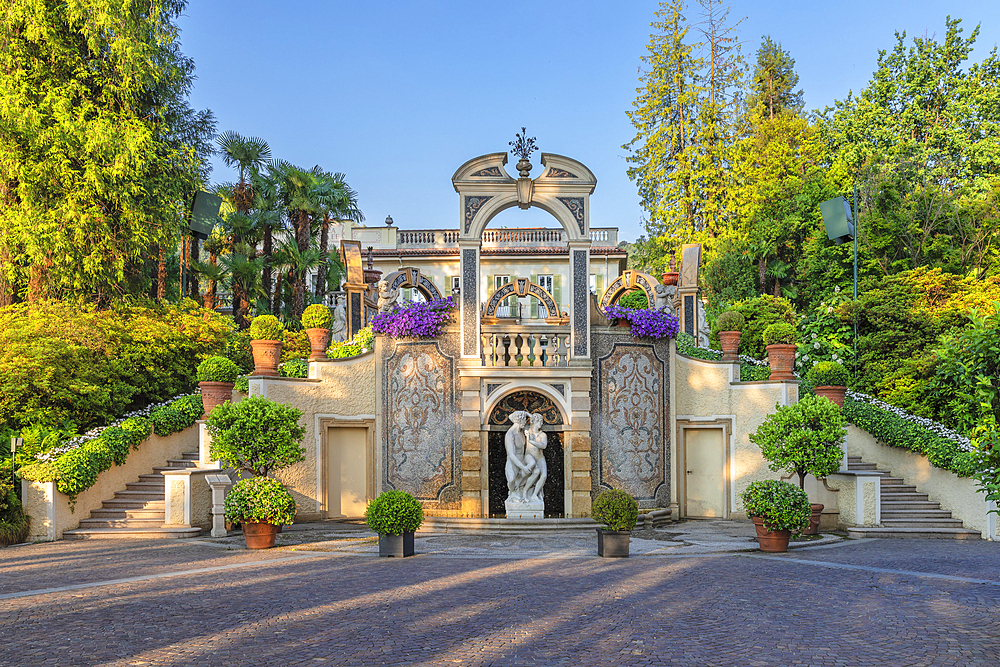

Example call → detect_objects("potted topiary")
591 489 639 558
206 396 307 549
749 394 846 535
302 304 333 361
365 490 424 557
741 479 811 552
224 477 297 549
807 361 850 408
195 355 240 419
248 315 285 376
716 310 745 362
763 322 797 380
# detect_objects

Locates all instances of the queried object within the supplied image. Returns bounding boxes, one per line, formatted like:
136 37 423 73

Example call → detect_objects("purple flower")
371 297 455 338
605 305 679 340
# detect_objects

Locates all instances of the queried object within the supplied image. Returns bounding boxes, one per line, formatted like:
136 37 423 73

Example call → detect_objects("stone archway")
382 267 441 301
483 277 564 323
486 390 565 518
599 270 660 314
452 150 598 362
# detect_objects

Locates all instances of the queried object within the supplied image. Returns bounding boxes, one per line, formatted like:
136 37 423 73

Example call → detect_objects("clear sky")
176 1 999 243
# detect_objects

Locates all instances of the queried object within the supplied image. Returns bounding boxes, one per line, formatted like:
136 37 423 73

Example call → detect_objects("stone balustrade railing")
394 228 617 248
480 324 572 368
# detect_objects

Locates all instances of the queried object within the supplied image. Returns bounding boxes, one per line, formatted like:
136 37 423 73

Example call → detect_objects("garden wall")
844 425 998 539
22 426 199 541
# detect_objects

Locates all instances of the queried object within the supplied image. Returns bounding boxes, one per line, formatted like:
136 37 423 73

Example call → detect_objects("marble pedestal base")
505 497 544 520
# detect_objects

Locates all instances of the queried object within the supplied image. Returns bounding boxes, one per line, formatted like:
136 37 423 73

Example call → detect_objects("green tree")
750 395 846 490
747 36 803 119
0 0 214 304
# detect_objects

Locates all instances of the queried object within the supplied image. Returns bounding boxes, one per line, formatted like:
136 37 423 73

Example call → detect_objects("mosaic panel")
464 195 493 234
471 166 503 177
572 249 589 357
557 196 586 235
488 390 563 426
462 248 478 356
384 343 456 500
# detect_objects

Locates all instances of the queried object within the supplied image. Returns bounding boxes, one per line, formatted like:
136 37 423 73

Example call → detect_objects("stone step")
879 476 906 485
881 518 967 528
125 481 166 492
881 509 955 520
101 499 165 510
114 490 165 501
62 527 202 540
847 526 980 540
847 462 880 471
878 491 930 502
89 508 166 520
138 473 166 483
880 484 918 494
881 501 942 511
78 518 166 529
165 459 198 469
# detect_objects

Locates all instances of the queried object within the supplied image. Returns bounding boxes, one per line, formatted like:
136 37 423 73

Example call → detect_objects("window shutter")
486 274 495 309
595 274 605 301
445 276 453 298
403 287 411 302
529 274 538 318
553 274 562 315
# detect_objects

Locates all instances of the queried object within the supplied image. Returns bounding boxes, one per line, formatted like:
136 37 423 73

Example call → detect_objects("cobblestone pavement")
1 530 997 666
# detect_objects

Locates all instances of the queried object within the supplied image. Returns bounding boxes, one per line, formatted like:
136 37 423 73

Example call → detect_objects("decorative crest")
509 127 538 163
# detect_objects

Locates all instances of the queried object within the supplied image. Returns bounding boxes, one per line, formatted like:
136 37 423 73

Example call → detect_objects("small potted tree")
592 489 639 558
763 322 797 380
223 477 296 549
365 490 424 557
207 396 306 549
807 361 849 408
749 394 846 535
716 310 745 362
302 304 333 361
249 315 285 376
195 355 240 419
740 480 811 552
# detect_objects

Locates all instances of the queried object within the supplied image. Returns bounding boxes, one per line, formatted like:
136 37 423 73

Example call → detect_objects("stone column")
568 376 593 517
568 242 591 361
459 242 481 361
206 474 232 538
459 375 483 516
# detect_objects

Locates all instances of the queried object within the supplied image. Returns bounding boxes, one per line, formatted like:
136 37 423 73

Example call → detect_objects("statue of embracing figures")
503 411 548 517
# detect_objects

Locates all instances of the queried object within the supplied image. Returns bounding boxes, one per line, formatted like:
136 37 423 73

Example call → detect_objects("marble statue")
504 411 544 518
523 413 548 503
376 278 400 312
697 298 711 348
330 296 347 343
654 283 678 316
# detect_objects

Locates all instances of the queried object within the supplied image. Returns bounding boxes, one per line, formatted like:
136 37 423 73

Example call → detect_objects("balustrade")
482 229 564 245
480 325 571 368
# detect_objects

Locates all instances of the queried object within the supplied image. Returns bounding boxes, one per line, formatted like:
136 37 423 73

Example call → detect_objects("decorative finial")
367 246 374 270
509 127 538 178
669 251 676 272
384 214 393 227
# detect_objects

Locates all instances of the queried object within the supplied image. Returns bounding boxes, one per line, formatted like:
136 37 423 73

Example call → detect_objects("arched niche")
482 277 564 323
599 270 660 314
382 267 441 301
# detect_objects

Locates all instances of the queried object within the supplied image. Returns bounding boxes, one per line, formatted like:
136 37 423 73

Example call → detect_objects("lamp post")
820 189 860 379
10 437 21 489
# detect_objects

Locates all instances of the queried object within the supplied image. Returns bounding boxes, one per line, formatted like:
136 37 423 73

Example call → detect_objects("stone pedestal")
206 474 232 538
505 497 544 520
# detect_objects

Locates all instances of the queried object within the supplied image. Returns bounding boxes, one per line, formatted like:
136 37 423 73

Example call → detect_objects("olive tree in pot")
196 356 240 418
806 361 850 408
740 480 811 552
763 322 797 380
715 310 745 362
365 490 424 557
302 304 333 361
749 394 846 535
249 315 285 376
592 489 638 558
207 396 306 549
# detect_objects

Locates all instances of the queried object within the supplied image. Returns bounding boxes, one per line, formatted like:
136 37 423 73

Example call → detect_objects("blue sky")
176 2 999 243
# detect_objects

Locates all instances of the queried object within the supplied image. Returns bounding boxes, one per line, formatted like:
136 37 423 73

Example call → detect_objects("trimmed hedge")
365 490 424 535
149 394 203 437
592 489 639 531
0 482 29 546
843 397 976 477
327 327 374 359
676 332 773 381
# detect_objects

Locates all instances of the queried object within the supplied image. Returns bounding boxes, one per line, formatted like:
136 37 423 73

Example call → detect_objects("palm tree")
268 161 323 318
269 234 324 321
191 229 227 311
218 243 266 318
216 132 271 215
310 167 364 300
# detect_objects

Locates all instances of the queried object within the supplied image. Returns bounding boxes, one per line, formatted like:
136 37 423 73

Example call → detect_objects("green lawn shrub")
763 322 797 346
302 304 333 329
196 356 240 383
731 295 797 359
591 489 639 532
207 397 306 477
327 327 374 359
149 394 203 437
0 300 230 432
618 289 648 310
224 477 297 526
279 359 308 378
715 310 745 332
0 481 30 546
249 315 284 340
281 329 311 362
750 395 845 489
806 361 849 387
741 479 810 534
365 490 424 535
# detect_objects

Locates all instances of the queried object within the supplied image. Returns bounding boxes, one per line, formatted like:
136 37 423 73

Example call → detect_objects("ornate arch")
382 267 441 301
599 270 659 314
485 388 566 426
482 277 564 323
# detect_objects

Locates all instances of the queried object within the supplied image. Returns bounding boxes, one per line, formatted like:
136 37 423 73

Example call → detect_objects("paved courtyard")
1 524 997 666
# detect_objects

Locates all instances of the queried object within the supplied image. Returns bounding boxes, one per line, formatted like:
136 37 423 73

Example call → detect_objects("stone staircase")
845 456 979 540
62 451 204 540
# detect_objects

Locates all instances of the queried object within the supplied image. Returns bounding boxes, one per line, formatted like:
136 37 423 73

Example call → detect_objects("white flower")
834 286 841 294
811 333 818 339
802 354 809 362
814 341 821 349
831 354 839 361
827 307 834 314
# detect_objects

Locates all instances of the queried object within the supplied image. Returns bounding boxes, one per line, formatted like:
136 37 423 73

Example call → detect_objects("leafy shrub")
796 289 854 376
207 397 306 477
0 300 230 432
603 305 680 339
676 332 722 361
750 395 845 488
371 297 455 338
741 480 811 534
302 304 333 329
234 376 249 394
618 290 649 309
715 310 746 332
223 330 254 374
732 294 797 359
280 359 308 379
591 489 639 532
281 329 311 362
0 483 29 546
149 394 203 437
327 326 375 359
844 394 976 477
224 477 296 525
196 356 240 383
249 315 284 341
763 322 797 346
365 489 424 535
741 364 772 381
807 361 849 387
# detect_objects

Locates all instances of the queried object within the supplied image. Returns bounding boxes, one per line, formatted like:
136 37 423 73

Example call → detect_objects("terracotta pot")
719 331 742 362
242 521 279 549
596 528 631 558
813 385 846 408
306 327 330 361
249 339 283 376
803 503 824 535
766 343 798 381
661 272 680 286
752 517 791 553
615 319 631 328
198 381 234 419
